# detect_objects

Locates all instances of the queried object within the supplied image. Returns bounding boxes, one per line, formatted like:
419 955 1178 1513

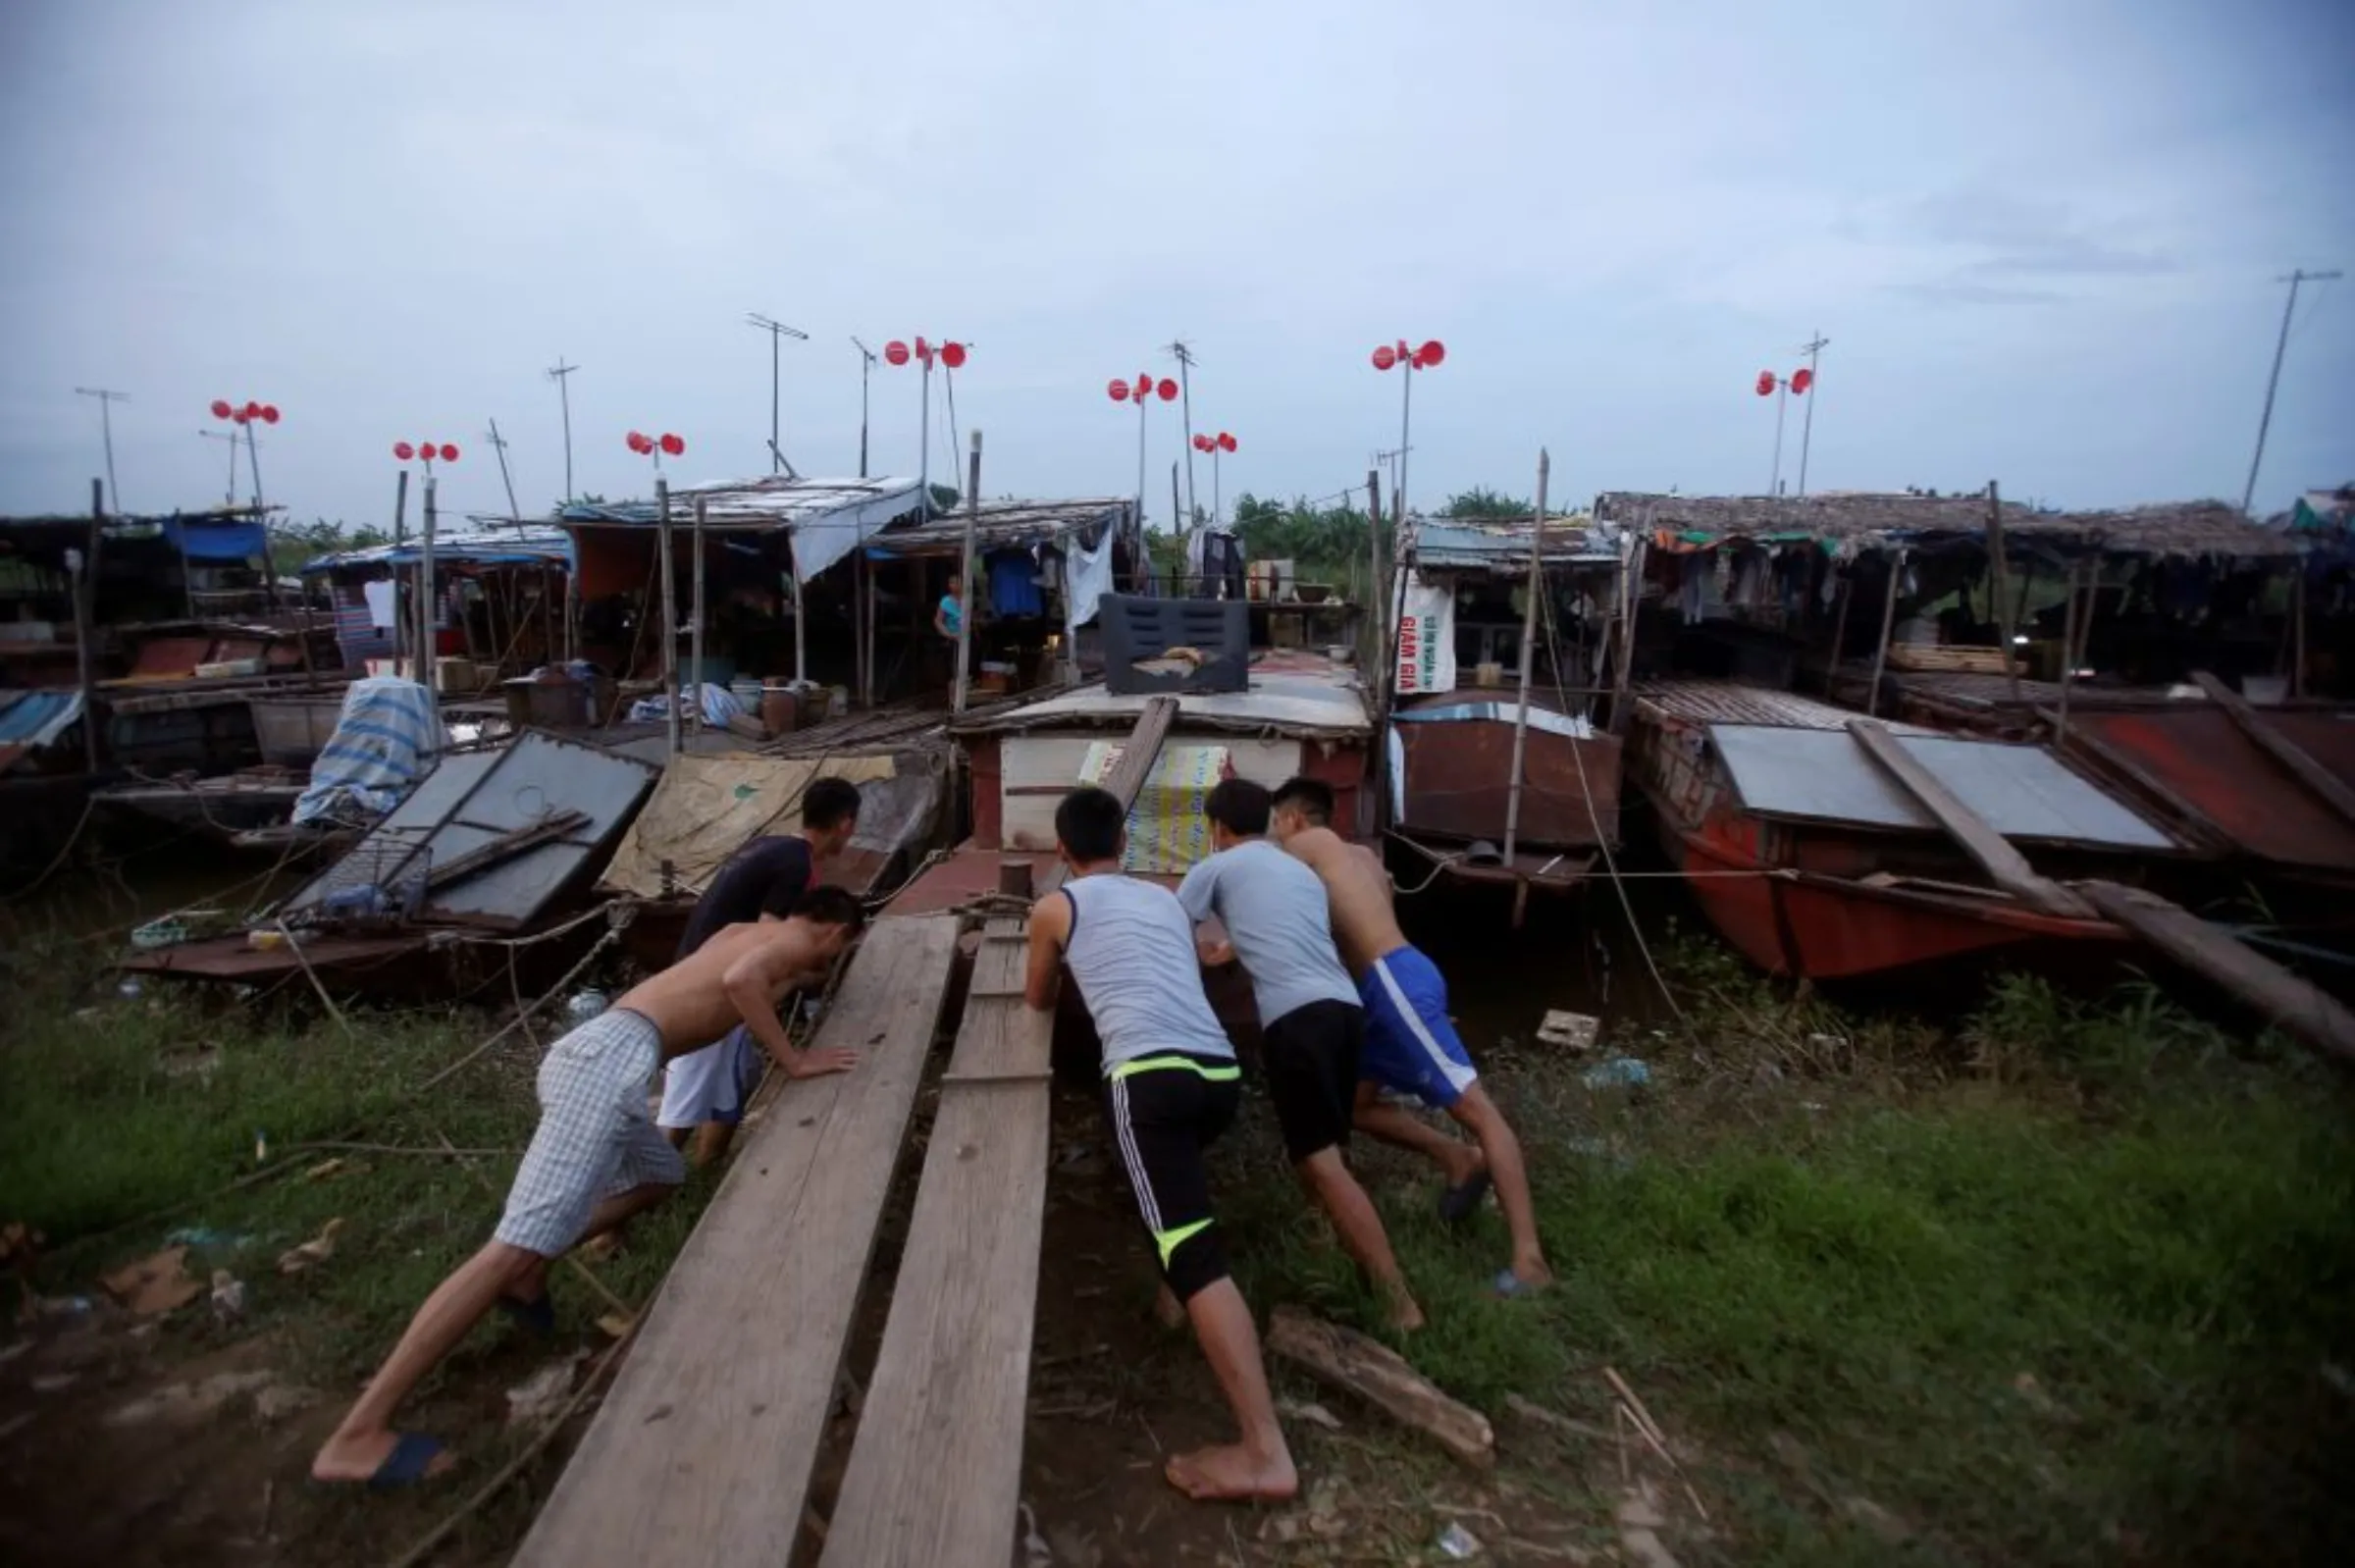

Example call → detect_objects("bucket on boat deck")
760 685 800 735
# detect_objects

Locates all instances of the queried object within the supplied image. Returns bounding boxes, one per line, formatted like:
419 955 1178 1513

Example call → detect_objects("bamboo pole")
952 431 981 713
658 478 679 757
418 477 439 691
2055 557 2083 742
1984 480 2021 705
1863 546 1906 718
1366 466 1384 653
1502 450 1548 927
690 495 707 740
78 479 103 773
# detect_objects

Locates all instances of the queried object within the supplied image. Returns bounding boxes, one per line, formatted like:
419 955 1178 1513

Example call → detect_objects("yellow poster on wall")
1078 740 1233 873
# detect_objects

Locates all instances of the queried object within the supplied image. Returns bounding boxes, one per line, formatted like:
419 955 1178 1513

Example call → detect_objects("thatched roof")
1593 492 2296 560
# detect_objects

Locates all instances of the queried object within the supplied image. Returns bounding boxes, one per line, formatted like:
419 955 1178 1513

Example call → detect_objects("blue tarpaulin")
160 517 268 561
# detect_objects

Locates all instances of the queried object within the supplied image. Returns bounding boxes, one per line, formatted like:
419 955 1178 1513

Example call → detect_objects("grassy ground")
1199 936 2355 1565
5 908 2352 1565
0 931 715 1566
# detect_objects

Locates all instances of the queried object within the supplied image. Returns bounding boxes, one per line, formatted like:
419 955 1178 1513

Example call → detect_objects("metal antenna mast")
547 358 578 501
2241 269 2341 515
1794 331 1830 497
487 418 522 522
75 387 129 515
851 337 878 478
1167 339 1199 529
747 313 809 476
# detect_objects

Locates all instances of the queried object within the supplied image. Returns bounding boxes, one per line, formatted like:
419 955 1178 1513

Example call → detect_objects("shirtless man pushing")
1268 778 1551 1295
310 884 866 1488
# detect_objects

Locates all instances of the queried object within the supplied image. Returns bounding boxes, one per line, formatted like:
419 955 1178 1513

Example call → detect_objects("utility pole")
1167 339 1199 530
1795 331 1829 497
2242 269 2341 516
547 358 579 501
487 418 521 521
851 337 878 478
198 429 240 506
75 388 128 515
747 313 808 476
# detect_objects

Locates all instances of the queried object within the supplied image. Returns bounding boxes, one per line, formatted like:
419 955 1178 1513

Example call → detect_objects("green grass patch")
1216 960 2355 1565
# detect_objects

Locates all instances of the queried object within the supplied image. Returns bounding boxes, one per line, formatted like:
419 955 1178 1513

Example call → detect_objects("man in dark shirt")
656 775 864 1162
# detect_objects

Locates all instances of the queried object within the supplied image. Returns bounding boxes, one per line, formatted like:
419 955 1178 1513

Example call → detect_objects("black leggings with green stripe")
1100 1053 1241 1302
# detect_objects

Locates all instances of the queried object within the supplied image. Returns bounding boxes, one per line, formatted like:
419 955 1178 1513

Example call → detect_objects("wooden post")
1502 449 1548 923
2292 559 2308 701
390 468 410 667
1169 461 1183 593
790 531 809 690
2055 557 2083 742
952 431 981 714
1826 570 1854 684
1864 546 1906 718
78 478 103 773
1614 534 1647 731
690 495 708 739
418 476 439 691
1984 480 2021 705
854 546 867 707
1366 466 1385 650
658 478 679 757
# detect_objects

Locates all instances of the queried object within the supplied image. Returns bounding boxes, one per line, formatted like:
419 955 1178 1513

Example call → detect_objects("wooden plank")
1844 718 2094 919
511 915 961 1568
1265 1307 1495 1470
2189 671 2355 828
820 697 1176 1568
2075 880 2355 1067
817 988 1053 1568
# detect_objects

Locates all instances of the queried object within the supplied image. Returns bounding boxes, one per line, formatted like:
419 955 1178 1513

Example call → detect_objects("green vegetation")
1212 944 2355 1565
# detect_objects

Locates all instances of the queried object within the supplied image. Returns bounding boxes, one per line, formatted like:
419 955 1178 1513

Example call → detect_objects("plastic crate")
1097 596 1248 696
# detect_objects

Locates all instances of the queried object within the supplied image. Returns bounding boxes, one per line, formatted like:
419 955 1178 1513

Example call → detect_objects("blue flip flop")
497 1289 555 1335
367 1432 448 1490
1492 1268 1540 1299
1438 1169 1492 1225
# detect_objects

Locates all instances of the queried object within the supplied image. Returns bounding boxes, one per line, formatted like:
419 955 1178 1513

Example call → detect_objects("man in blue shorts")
1270 777 1551 1295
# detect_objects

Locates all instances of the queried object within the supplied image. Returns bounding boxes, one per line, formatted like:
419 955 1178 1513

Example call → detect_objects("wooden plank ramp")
1845 717 2095 919
510 915 961 1568
820 696 1178 1568
2074 880 2355 1068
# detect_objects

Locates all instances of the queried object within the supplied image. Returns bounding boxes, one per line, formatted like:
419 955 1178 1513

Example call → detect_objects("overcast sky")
3 1 2348 531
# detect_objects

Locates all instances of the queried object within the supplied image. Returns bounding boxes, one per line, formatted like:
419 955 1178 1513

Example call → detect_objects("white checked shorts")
495 1009 687 1257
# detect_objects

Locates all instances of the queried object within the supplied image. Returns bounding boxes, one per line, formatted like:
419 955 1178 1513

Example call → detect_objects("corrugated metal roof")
1412 517 1618 571
864 498 1130 559
559 476 925 532
302 529 574 574
1710 723 2173 849
1635 679 1933 733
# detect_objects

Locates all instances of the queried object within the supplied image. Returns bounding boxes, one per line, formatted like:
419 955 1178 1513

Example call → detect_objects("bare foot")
1383 1281 1427 1333
309 1428 456 1485
1505 1257 1554 1291
1438 1142 1487 1189
1165 1441 1298 1504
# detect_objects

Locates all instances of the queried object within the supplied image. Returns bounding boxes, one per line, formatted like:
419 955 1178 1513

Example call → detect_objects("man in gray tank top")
1025 785 1295 1505
1178 778 1423 1331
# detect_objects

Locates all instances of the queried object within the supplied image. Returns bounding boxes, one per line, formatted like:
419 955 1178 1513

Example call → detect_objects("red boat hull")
1657 814 2121 979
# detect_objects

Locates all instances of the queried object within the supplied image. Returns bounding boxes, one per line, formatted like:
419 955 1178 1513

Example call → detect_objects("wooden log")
510 916 962 1568
2075 880 2355 1067
2189 671 2355 827
1844 718 2093 920
1265 1306 1495 1470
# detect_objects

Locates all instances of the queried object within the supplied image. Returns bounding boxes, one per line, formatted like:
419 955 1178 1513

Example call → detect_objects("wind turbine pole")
75 388 129 516
1796 332 1829 497
747 313 808 476
547 358 578 501
487 418 522 521
2241 269 2341 515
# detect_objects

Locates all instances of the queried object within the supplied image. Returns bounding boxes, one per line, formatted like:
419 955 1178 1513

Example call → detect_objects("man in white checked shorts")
310 885 865 1490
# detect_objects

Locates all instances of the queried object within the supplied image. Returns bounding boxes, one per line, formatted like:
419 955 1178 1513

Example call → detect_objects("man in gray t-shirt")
1178 779 1423 1332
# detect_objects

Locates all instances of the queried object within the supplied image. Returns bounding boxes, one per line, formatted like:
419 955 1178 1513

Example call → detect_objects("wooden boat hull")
1654 811 2120 978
